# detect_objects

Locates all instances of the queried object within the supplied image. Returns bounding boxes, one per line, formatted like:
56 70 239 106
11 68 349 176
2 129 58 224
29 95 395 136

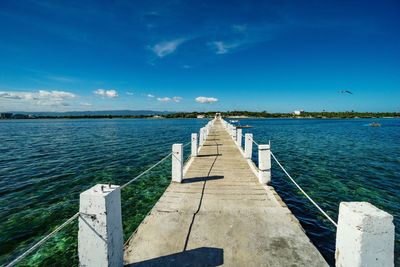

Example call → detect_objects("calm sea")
0 118 399 266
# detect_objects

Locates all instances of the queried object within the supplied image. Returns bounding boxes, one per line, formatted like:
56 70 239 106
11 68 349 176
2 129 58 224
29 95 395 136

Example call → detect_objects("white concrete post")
232 127 237 141
245 133 253 159
78 184 123 267
191 133 198 157
172 144 183 183
199 128 204 146
237 128 242 148
258 144 271 184
335 202 395 267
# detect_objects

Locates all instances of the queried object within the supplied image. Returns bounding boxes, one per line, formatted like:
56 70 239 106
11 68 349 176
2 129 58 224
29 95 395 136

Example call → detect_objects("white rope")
252 139 259 146
121 141 191 189
270 151 338 227
6 140 192 266
6 212 80 267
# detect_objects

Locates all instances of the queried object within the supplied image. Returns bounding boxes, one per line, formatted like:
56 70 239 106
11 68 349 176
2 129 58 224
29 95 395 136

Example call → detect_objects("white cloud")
152 38 185 58
0 92 24 99
147 94 155 98
126 92 134 95
94 89 118 98
0 90 76 101
182 65 191 69
38 90 76 99
210 41 239 54
157 96 182 103
0 90 77 107
195 96 218 103
157 97 171 102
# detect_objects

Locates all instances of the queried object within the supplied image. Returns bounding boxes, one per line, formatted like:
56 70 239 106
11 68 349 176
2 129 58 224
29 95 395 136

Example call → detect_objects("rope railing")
121 141 191 189
6 140 192 267
252 139 260 146
270 151 338 227
6 212 80 267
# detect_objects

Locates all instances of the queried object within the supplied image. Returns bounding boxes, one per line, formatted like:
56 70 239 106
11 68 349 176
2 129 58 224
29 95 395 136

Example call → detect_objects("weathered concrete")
335 202 394 267
236 128 242 148
172 144 183 183
258 144 271 184
245 133 253 159
124 119 328 266
79 184 123 267
191 133 198 157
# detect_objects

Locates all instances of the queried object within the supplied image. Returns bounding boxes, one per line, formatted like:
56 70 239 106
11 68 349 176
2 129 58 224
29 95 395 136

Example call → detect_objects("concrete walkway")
124 120 328 266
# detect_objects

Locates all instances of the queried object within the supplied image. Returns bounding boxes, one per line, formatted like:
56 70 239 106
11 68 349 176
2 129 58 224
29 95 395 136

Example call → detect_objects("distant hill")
7 110 172 116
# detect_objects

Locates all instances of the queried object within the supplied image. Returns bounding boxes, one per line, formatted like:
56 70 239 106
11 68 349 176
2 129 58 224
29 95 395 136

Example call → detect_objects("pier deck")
124 120 328 266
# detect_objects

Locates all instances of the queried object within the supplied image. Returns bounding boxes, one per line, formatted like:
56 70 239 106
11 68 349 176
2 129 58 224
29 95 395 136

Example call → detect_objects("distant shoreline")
1 114 399 120
1 110 400 120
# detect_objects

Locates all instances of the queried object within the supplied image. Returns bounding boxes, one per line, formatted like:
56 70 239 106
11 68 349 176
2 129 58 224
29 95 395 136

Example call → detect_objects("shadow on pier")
125 247 224 267
196 153 222 157
203 144 223 146
183 175 224 183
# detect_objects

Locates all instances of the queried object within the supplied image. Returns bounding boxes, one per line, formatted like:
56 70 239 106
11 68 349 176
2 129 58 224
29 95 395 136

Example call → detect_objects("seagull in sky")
338 90 353 95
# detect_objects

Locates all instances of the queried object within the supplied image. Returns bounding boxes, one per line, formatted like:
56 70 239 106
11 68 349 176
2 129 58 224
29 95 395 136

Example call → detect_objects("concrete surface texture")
124 120 328 267
335 202 394 267
79 184 123 267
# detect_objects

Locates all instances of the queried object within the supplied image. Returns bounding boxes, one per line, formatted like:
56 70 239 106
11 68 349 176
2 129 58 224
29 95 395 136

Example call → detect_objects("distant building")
0 113 13 119
294 110 304 115
197 115 205 119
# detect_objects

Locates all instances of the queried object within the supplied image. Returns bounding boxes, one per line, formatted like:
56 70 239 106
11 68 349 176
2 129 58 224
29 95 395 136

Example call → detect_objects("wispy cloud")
94 89 118 98
210 41 239 55
232 24 247 33
80 102 92 106
47 75 77 83
157 96 182 102
126 91 134 95
151 38 185 58
147 94 155 98
195 96 218 103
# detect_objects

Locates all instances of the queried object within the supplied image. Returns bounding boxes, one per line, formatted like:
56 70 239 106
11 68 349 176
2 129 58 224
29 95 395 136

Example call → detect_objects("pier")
6 116 395 267
124 118 328 266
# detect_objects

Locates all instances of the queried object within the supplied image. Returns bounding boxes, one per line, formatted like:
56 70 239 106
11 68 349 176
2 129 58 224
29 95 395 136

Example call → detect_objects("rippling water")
0 118 399 266
241 118 400 265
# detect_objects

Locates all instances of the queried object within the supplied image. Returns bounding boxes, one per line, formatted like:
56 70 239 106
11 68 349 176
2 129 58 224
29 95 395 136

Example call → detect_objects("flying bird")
338 90 353 95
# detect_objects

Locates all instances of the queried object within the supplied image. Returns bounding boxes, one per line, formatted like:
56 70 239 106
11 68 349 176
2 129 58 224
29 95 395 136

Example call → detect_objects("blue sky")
0 0 399 112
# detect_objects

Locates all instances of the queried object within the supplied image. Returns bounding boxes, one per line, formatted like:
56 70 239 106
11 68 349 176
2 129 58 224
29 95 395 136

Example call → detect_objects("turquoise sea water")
0 118 399 266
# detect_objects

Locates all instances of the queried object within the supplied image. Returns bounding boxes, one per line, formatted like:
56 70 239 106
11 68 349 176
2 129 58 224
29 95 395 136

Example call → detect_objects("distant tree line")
163 111 400 119
1 111 399 120
300 111 400 118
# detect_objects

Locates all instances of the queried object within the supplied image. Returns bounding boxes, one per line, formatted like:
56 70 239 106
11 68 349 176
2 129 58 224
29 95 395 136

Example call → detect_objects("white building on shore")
294 110 304 115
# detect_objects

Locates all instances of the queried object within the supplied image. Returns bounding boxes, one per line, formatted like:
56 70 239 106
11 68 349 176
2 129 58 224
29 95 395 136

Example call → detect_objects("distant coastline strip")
270 152 338 227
